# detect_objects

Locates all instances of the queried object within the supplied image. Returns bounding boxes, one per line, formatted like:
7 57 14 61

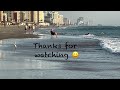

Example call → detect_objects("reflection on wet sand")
0 51 4 59
0 40 4 59
0 40 3 46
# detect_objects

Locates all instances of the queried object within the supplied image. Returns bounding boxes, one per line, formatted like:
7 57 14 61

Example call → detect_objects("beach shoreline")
0 25 39 40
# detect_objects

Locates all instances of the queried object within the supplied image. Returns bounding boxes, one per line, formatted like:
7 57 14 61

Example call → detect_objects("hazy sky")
58 11 120 26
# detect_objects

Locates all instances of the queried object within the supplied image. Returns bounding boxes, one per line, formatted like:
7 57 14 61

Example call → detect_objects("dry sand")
0 25 39 40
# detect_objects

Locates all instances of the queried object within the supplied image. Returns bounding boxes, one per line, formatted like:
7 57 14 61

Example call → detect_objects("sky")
58 11 120 26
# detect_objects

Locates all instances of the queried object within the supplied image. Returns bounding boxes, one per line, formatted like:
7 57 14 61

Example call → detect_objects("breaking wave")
80 33 120 53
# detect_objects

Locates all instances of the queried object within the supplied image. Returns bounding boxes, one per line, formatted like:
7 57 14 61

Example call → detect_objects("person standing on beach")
4 22 6 27
18 23 20 28
25 24 28 34
25 25 28 31
32 24 35 32
28 25 31 34
28 25 31 30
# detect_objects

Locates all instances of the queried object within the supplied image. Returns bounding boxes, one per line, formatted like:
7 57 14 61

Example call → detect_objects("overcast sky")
58 11 120 26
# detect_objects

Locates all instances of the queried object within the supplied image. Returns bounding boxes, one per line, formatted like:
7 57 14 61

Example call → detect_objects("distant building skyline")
2 11 120 26
58 11 120 26
0 11 72 26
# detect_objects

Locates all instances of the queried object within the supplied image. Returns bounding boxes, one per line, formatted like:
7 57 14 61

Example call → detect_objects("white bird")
14 42 17 49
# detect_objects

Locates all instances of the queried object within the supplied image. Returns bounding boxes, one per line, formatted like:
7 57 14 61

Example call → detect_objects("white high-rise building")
58 15 63 25
3 13 7 22
52 11 59 25
0 11 3 22
24 11 31 22
33 11 38 23
38 11 44 23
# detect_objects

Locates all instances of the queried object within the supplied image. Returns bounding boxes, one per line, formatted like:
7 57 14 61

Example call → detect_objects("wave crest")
97 37 120 53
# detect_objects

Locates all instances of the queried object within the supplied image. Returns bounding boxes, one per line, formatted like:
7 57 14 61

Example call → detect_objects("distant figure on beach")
18 24 20 28
32 24 35 32
28 25 31 34
13 42 17 49
25 25 28 31
8 23 11 26
50 29 58 38
28 25 31 30
4 23 6 27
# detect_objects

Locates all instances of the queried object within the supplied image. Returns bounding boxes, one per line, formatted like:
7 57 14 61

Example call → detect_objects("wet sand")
0 25 39 40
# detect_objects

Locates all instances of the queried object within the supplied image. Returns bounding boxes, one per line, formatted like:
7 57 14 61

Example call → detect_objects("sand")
0 25 39 40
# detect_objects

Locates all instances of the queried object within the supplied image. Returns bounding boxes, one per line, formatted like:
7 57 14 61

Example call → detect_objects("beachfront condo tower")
38 11 44 23
0 11 3 22
13 11 20 23
33 11 38 23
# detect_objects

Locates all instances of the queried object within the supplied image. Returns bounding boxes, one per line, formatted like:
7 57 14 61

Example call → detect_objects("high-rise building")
20 11 25 22
38 11 44 23
77 17 84 25
63 18 71 25
44 11 53 24
27 11 39 23
52 11 59 25
88 20 93 26
44 11 64 25
24 11 31 22
33 11 38 23
30 11 33 22
13 11 20 23
63 18 68 25
24 11 44 23
24 11 42 23
44 11 48 17
58 15 63 25
3 13 7 22
3 11 13 22
68 19 71 25
0 11 3 22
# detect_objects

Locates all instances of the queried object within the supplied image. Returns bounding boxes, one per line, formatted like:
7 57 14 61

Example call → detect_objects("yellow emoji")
72 51 79 58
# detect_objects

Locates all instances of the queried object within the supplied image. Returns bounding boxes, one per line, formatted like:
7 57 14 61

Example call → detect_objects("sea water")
0 26 120 79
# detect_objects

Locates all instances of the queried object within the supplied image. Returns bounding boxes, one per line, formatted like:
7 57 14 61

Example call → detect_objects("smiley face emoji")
72 51 79 58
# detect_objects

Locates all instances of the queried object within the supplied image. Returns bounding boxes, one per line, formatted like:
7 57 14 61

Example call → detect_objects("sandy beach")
0 25 39 40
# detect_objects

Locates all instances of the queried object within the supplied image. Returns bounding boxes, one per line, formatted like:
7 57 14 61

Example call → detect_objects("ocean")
0 26 120 79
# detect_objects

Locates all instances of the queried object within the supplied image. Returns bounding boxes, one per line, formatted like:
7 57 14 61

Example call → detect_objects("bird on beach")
13 42 17 49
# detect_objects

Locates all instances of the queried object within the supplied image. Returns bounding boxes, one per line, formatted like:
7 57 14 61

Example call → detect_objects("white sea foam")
81 34 120 53
98 37 120 53
82 34 95 39
57 26 67 29
85 34 120 53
